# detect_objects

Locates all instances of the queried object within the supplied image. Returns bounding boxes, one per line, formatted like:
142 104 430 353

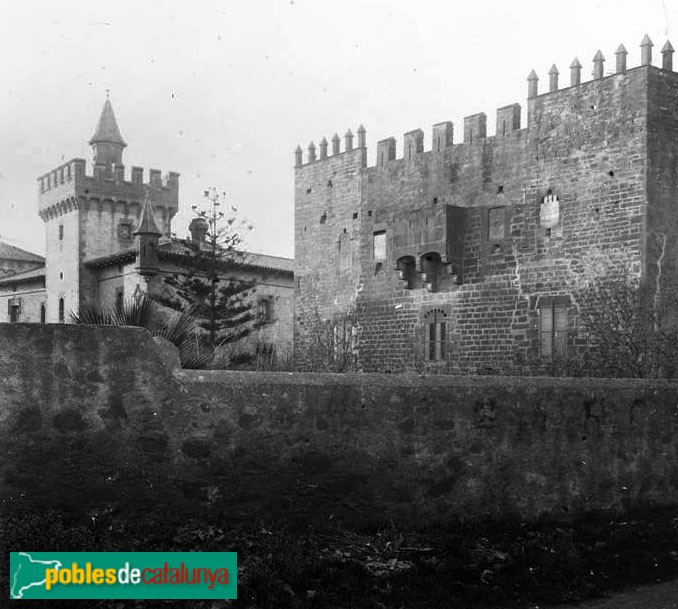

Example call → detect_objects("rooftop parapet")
37 158 179 195
294 126 367 167
529 34 675 100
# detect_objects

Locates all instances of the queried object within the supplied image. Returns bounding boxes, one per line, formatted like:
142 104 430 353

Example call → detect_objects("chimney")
189 216 209 246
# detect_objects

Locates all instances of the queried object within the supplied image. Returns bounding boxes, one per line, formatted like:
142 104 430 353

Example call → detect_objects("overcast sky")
0 0 675 257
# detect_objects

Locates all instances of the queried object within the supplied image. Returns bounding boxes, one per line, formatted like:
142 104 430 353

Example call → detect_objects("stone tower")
37 97 179 321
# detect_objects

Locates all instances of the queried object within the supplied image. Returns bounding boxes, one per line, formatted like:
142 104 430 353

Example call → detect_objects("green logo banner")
9 552 237 599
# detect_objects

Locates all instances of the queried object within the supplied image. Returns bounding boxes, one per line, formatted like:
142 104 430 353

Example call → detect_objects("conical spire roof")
89 98 127 147
134 194 161 236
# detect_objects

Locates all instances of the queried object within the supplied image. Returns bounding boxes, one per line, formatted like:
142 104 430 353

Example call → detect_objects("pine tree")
159 188 259 352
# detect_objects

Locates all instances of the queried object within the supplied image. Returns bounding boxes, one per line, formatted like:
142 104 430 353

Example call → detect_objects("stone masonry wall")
3 325 678 528
294 65 660 372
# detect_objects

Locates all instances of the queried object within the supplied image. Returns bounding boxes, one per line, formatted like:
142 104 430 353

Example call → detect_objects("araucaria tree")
160 188 259 351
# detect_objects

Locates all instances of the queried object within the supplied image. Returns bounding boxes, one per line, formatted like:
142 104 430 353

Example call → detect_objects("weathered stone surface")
294 65 676 374
3 325 678 529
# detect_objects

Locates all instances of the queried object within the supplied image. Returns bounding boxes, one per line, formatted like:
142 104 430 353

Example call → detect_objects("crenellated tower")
294 33 678 373
37 96 179 321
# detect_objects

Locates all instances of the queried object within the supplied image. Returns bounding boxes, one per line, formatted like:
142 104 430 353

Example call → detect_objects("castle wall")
645 68 678 322
4 324 678 526
294 65 657 372
294 147 366 365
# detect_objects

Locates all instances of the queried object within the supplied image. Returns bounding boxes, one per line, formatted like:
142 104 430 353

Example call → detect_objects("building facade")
294 36 678 373
1 99 294 358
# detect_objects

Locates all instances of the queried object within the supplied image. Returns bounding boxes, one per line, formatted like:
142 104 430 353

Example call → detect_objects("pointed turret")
134 194 161 237
357 124 366 148
319 137 328 159
592 50 605 79
548 64 559 92
345 129 354 151
134 193 161 277
662 40 675 71
527 69 539 98
570 57 582 86
89 96 127 167
641 34 654 66
294 144 303 167
332 133 341 155
615 44 628 73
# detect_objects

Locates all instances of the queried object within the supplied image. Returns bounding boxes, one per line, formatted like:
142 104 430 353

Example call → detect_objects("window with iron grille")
258 298 273 323
424 309 447 361
539 299 568 358
8 298 20 323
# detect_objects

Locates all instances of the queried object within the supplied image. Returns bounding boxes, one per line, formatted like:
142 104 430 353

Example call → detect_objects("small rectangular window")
8 298 21 323
258 298 273 323
58 225 64 241
540 300 568 358
424 309 447 361
119 223 132 240
373 230 386 261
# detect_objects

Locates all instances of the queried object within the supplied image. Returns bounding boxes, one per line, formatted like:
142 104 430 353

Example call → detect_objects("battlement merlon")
294 126 368 168
37 157 180 216
38 158 180 195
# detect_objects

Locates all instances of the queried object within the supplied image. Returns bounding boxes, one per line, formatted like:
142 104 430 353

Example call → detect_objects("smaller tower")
89 95 127 169
134 193 161 278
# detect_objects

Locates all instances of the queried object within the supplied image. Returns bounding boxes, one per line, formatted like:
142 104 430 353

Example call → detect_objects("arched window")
396 256 416 289
424 308 447 361
58 298 65 323
421 252 441 292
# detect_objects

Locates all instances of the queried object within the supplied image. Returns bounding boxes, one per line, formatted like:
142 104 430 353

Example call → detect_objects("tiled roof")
246 253 294 273
0 241 45 263
0 266 46 286
89 98 127 147
84 248 136 268
83 239 293 275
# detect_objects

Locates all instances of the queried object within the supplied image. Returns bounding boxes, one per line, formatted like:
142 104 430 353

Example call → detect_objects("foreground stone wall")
2 325 678 527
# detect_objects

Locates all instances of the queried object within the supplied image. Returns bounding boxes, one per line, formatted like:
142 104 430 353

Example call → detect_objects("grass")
2 504 678 608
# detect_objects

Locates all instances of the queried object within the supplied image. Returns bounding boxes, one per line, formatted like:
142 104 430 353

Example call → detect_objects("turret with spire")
134 190 161 277
89 94 127 168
